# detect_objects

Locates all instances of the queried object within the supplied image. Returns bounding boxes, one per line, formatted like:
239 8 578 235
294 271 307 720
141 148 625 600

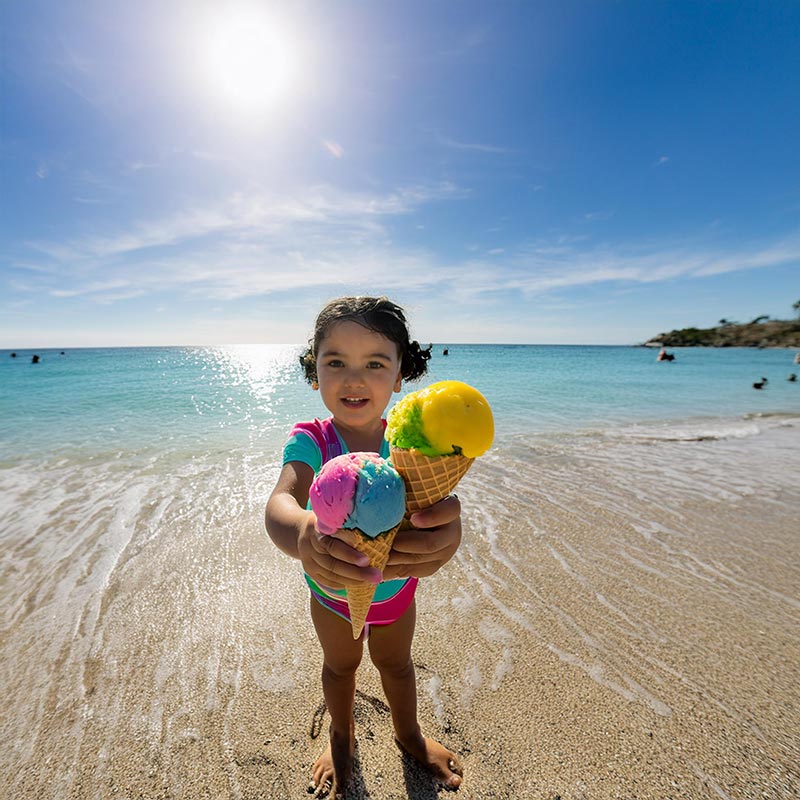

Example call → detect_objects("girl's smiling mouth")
341 397 369 408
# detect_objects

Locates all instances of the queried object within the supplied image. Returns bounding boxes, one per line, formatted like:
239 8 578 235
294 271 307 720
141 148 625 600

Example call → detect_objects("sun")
198 4 303 117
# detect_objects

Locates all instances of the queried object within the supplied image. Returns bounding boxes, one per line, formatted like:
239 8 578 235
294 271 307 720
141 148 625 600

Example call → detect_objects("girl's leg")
309 597 364 797
367 600 463 789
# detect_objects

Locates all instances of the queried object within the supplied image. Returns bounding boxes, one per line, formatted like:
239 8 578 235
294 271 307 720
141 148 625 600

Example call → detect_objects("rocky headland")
644 318 800 348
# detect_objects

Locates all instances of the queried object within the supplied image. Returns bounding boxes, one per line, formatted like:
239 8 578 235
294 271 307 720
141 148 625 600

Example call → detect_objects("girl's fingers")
408 493 461 529
313 530 370 566
308 538 381 586
385 517 462 576
315 552 381 586
389 529 445 555
317 528 369 565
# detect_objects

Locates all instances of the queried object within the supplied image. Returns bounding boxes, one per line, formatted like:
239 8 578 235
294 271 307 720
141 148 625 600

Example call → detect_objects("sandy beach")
2 420 799 799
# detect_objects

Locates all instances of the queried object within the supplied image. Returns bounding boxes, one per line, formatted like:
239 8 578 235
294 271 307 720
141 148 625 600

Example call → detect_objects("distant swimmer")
657 347 675 362
443 348 449 356
752 377 768 390
794 352 800 365
31 354 40 364
789 373 797 382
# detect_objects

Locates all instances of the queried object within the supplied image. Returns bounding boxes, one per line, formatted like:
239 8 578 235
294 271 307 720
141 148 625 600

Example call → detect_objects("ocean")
2 344 799 798
2 344 799 456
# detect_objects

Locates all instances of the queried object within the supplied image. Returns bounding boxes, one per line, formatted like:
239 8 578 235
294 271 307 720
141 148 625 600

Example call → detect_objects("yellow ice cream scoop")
386 380 493 515
386 380 494 458
419 380 493 458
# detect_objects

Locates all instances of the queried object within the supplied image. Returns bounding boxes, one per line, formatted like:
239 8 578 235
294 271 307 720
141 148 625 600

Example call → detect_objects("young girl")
265 296 464 797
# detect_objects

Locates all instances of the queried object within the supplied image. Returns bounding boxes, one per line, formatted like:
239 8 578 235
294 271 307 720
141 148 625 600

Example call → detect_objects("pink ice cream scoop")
309 452 406 537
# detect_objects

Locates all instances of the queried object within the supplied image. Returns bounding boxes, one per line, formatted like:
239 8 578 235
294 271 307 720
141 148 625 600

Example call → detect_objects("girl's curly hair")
300 296 431 385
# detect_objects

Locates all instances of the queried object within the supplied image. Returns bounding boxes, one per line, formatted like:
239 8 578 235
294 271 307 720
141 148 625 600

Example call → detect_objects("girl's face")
315 321 403 429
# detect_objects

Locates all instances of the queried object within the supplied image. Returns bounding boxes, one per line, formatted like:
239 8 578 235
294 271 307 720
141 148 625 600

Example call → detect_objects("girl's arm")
264 461 315 559
265 462 382 589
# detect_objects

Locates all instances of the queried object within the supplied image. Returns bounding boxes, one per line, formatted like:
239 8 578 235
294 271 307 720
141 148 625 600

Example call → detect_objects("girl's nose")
343 367 365 387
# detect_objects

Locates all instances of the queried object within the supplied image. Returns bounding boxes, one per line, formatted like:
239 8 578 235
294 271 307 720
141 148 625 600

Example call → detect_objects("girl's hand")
297 512 383 590
383 494 462 580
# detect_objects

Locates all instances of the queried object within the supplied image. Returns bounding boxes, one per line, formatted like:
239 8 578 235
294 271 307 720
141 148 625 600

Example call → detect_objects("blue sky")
2 0 798 347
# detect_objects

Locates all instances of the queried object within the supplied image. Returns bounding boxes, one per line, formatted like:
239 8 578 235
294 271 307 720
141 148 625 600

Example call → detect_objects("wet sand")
2 422 799 799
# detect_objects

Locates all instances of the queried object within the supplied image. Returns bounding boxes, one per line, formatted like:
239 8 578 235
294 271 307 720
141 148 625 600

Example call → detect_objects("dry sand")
2 423 799 799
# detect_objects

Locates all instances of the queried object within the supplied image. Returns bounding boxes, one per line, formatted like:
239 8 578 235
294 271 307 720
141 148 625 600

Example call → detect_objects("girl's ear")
393 371 402 392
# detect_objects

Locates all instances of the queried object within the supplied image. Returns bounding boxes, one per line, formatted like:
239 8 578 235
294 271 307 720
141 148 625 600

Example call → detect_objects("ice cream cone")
389 445 474 513
345 522 402 639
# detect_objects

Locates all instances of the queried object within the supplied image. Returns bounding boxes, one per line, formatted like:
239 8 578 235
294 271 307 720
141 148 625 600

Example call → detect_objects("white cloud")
436 134 511 154
126 160 158 172
26 182 463 265
584 210 615 221
503 235 800 296
13 181 800 310
14 182 463 303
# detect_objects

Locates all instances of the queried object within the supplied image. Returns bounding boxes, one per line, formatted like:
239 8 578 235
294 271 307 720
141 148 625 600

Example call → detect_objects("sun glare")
199 5 302 118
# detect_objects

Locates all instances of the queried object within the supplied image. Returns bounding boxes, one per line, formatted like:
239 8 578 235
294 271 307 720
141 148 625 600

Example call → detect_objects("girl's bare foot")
309 727 355 798
395 733 463 790
309 743 334 798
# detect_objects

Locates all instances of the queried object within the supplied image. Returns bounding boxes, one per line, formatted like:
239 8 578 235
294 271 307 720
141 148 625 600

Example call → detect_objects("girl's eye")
327 359 344 368
367 361 384 369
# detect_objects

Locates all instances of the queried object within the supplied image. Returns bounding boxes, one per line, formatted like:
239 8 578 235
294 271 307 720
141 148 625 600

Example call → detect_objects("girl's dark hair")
300 296 431 385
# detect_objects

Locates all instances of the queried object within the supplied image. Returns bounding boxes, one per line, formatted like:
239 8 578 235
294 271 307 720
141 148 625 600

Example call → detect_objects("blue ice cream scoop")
344 455 406 537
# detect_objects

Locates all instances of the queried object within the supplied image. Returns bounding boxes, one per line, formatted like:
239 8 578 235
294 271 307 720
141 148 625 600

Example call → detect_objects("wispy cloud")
125 160 158 173
436 134 511 154
27 182 463 265
584 210 616 222
14 182 464 302
501 235 800 296
12 181 800 309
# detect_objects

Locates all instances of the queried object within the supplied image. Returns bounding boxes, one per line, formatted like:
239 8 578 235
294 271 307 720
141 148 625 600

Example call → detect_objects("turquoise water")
1 344 798 459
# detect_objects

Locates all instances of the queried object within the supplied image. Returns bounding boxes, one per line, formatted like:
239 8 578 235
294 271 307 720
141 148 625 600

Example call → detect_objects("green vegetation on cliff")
646 315 800 348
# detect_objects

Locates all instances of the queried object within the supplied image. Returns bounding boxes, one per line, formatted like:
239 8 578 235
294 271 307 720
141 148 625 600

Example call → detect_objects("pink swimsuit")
284 417 418 638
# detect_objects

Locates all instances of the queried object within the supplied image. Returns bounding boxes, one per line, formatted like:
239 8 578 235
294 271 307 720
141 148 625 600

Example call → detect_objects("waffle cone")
345 523 401 639
389 446 474 513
